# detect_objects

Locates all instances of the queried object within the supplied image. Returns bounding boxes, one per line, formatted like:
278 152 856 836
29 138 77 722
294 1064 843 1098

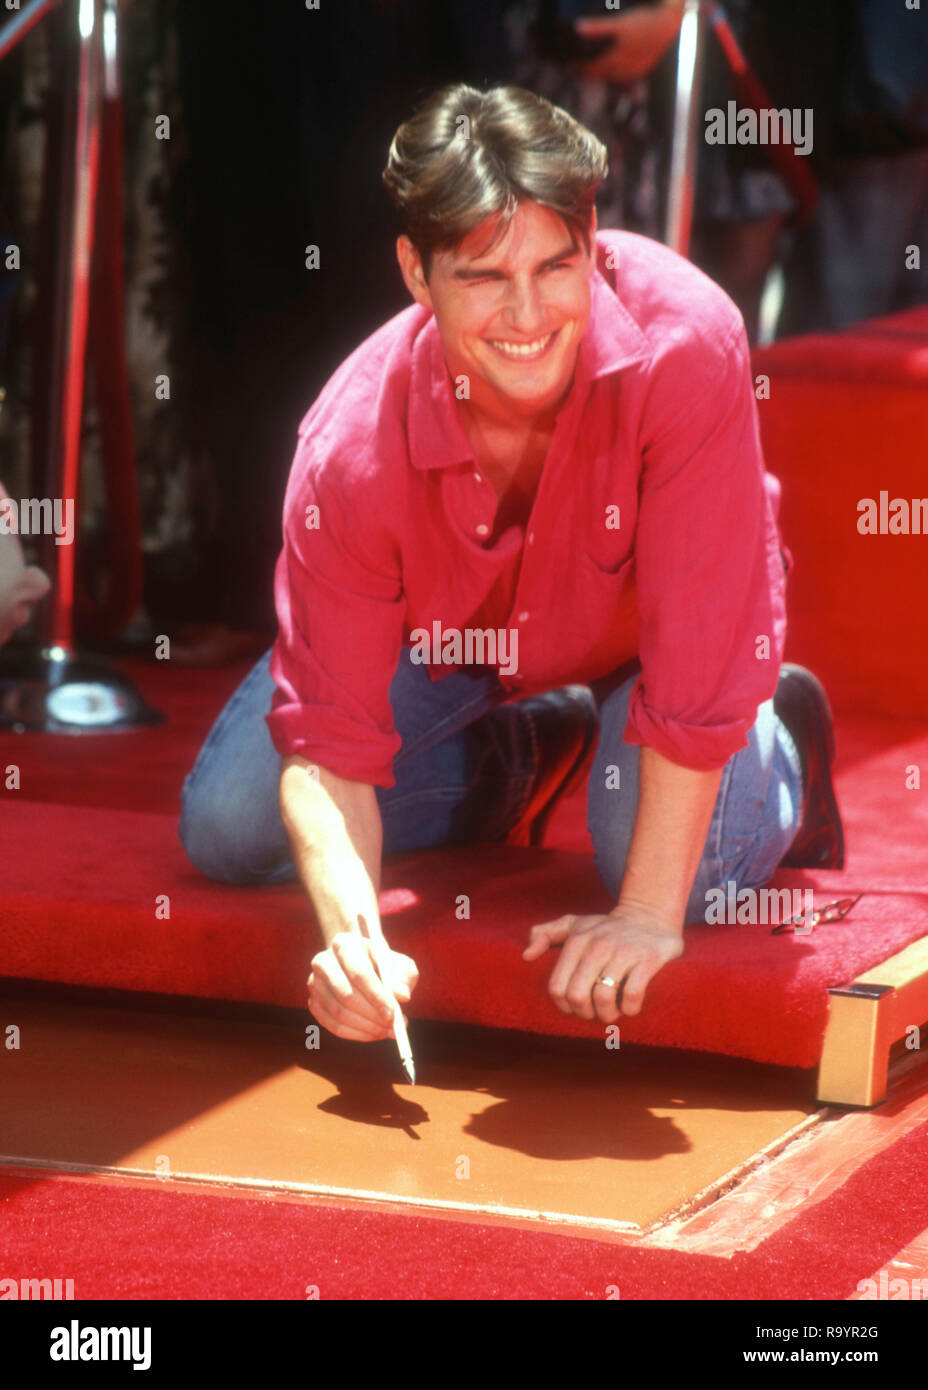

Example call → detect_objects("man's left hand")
522 905 684 1021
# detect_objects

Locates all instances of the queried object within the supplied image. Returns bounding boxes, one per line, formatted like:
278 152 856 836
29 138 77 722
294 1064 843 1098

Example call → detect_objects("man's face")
398 200 596 422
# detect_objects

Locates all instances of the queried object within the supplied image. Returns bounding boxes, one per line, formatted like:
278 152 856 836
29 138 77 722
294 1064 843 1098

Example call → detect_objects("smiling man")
179 84 843 1044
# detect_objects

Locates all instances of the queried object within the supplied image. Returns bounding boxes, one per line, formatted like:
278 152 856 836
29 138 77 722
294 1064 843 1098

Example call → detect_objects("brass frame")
817 935 928 1106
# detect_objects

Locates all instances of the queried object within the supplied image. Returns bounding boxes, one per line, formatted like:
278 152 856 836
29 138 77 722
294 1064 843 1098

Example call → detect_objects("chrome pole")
664 0 708 256
0 0 161 731
39 0 101 653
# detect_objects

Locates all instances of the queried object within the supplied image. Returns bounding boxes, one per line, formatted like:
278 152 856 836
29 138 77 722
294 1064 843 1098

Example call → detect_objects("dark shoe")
504 686 598 847
775 664 845 870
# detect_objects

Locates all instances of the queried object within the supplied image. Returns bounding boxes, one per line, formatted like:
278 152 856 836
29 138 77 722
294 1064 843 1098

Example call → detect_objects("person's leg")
178 651 291 883
377 665 538 854
691 212 789 346
178 648 538 884
587 669 804 923
781 149 928 336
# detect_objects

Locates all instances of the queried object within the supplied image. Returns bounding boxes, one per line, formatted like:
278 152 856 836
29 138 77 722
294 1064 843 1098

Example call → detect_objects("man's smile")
485 328 560 361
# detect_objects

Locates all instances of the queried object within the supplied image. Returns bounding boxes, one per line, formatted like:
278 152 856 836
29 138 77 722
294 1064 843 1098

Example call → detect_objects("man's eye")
545 262 571 273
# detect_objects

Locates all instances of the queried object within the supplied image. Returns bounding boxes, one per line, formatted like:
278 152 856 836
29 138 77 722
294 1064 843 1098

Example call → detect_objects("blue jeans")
178 649 804 924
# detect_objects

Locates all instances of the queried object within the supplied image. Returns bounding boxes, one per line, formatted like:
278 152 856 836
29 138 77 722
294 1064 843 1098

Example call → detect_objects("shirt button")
475 523 489 537
517 610 530 623
474 471 483 483
527 532 535 544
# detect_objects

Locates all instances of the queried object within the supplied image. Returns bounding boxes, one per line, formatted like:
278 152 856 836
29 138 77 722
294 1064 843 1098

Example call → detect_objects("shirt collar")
576 263 652 383
408 263 652 473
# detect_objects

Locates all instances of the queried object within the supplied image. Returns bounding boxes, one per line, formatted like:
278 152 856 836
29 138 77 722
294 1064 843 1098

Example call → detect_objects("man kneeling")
179 84 843 1044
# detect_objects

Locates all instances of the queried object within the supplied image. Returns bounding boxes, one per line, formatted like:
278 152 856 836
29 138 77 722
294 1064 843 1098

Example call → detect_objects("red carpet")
1 657 926 1068
752 304 928 719
2 1118 927 1298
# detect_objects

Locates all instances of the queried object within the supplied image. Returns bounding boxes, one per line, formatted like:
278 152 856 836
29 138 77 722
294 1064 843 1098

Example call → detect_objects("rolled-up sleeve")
623 319 787 770
265 445 406 787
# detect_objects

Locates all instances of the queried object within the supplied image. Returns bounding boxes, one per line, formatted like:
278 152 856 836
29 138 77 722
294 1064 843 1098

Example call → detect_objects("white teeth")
489 333 554 357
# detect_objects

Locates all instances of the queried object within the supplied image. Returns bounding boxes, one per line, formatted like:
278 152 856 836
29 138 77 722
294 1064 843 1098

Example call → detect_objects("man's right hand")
573 4 685 87
0 529 51 648
307 930 418 1041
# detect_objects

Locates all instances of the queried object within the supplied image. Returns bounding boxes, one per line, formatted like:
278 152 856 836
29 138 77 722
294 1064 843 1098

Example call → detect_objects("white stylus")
357 912 416 1084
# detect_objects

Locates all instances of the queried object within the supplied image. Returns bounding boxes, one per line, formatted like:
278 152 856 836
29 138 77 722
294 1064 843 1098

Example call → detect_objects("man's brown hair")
382 84 608 277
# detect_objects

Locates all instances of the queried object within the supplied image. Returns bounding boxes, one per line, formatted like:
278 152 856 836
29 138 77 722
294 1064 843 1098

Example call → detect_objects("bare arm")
279 754 383 947
613 744 723 932
279 753 419 1041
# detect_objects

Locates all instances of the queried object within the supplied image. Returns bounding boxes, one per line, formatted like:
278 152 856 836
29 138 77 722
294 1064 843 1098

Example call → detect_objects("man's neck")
458 386 559 433
457 394 557 457
463 409 553 483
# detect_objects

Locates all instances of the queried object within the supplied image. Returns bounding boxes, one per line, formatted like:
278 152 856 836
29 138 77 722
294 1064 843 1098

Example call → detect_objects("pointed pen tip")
403 1059 416 1085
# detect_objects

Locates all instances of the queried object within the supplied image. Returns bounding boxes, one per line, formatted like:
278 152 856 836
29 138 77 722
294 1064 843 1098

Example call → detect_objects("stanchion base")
0 645 164 733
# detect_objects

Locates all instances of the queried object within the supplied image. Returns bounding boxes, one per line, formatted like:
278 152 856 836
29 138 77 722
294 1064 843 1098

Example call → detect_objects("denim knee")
176 649 295 884
587 686 803 918
586 673 641 899
178 774 258 884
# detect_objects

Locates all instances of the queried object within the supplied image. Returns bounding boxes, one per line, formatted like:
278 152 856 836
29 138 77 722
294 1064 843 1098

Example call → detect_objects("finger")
331 934 397 1023
618 959 657 1017
319 947 395 1028
317 984 408 1038
311 977 408 1038
389 953 419 999
314 959 410 1033
310 970 391 1031
591 967 629 1025
356 915 413 1004
316 952 391 1028
522 916 572 959
309 975 394 1040
311 1002 393 1042
560 941 620 1021
545 926 596 1004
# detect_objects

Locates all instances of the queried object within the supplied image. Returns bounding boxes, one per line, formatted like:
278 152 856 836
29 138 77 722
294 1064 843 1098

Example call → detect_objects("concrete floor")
0 992 819 1231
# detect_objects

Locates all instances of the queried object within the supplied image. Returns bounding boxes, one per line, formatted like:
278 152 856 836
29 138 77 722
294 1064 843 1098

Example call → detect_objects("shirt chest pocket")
577 548 639 636
582 541 636 578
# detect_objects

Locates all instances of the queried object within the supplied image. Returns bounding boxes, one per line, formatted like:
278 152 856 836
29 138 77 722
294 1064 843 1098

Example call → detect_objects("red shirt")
267 230 790 786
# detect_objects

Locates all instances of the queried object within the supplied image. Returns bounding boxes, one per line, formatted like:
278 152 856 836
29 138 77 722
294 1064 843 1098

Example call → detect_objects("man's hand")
0 525 51 648
308 929 418 1041
573 4 685 87
522 905 683 1021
